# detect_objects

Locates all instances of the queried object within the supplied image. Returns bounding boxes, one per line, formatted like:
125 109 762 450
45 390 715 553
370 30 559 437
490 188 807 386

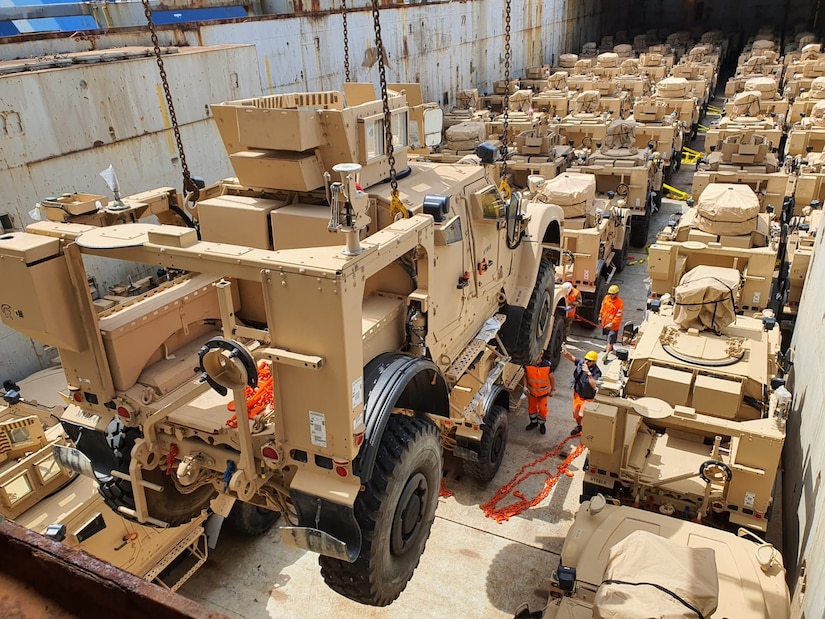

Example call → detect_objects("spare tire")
510 259 554 365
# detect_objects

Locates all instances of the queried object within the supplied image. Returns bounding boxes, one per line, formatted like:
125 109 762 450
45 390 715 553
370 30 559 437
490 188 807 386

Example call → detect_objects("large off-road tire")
510 259 554 366
463 404 508 482
629 213 650 247
226 502 282 536
89 420 217 528
545 311 565 369
578 275 607 327
319 415 442 606
612 229 630 273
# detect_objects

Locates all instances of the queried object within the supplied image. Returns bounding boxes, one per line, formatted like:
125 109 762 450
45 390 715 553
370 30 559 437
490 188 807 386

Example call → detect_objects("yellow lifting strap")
389 191 408 220
498 177 512 201
697 124 709 132
663 183 691 201
706 105 723 115
681 146 705 165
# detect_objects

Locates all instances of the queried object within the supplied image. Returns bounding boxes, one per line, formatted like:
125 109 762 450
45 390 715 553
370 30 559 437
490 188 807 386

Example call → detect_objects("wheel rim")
489 424 506 466
536 291 551 341
391 472 428 555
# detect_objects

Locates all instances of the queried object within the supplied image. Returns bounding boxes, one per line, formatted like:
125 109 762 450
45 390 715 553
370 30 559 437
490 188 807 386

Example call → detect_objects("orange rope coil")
480 435 587 523
226 361 273 428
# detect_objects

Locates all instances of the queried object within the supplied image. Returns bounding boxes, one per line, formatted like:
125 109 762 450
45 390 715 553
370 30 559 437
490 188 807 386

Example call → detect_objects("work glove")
564 306 572 312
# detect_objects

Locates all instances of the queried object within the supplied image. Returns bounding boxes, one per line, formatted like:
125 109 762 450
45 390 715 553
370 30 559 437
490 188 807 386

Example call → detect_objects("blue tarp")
12 14 99 33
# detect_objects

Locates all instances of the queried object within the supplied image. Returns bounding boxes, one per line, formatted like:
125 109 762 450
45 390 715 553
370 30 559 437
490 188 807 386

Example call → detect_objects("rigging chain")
342 0 351 82
141 0 200 205
500 0 512 184
370 0 405 219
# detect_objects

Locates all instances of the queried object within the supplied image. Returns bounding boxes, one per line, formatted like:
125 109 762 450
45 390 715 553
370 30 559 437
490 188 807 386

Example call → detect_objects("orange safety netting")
480 435 587 523
439 479 454 498
225 361 273 428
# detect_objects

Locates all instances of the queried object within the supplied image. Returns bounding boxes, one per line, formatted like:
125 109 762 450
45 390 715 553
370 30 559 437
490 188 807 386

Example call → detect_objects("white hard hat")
562 282 573 292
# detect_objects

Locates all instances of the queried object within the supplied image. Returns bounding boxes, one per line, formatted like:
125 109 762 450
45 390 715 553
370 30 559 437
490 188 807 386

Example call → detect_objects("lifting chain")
341 0 351 82
370 0 405 219
141 0 200 202
500 0 512 190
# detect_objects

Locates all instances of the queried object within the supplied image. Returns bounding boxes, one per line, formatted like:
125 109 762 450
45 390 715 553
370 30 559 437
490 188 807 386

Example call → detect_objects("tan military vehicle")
515 498 790 618
705 80 788 149
0 85 566 606
628 97 685 183
560 117 663 246
566 76 633 120
786 98 825 155
529 173 630 324
783 44 825 102
726 52 785 98
0 378 214 592
652 77 702 140
638 50 673 82
651 183 781 315
693 137 792 211
531 71 573 118
581 269 788 533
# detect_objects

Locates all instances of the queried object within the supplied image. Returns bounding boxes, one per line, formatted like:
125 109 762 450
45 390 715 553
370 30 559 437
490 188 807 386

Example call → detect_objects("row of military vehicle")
0 78 803 617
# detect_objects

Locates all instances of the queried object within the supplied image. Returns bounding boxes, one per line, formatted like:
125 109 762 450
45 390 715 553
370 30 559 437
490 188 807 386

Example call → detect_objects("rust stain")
459 548 480 559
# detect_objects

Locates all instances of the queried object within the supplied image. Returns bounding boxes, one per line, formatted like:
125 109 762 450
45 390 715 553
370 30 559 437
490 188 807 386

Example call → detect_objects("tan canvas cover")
810 77 825 99
620 58 639 75
744 76 777 97
445 122 486 150
802 42 822 54
598 52 620 67
743 55 768 74
657 77 690 97
613 44 633 58
559 53 579 68
728 91 762 119
593 530 719 619
538 173 596 218
456 89 479 110
548 71 569 90
574 59 593 74
673 265 741 331
604 119 636 150
752 39 775 51
573 90 601 114
508 90 533 112
696 183 760 235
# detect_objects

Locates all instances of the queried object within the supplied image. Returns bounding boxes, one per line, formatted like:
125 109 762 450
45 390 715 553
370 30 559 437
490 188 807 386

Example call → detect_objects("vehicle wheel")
629 213 650 247
673 150 682 171
664 162 673 184
464 405 508 482
226 502 282 536
545 312 565 369
578 275 607 327
510 259 554 366
319 415 442 606
83 420 217 528
613 228 630 273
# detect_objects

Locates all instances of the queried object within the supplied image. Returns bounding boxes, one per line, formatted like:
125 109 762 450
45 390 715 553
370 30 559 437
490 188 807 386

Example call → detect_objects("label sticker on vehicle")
752 292 761 305
744 491 756 509
309 411 327 448
352 377 363 410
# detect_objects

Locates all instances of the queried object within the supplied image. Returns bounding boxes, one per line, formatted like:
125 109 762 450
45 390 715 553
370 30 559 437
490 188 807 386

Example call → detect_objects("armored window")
6 472 34 505
364 117 384 161
391 110 409 148
37 454 62 483
8 427 31 446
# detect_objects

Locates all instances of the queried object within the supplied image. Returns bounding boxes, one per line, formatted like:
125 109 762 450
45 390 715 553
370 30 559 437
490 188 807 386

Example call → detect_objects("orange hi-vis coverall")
599 294 624 332
565 288 581 319
525 362 553 425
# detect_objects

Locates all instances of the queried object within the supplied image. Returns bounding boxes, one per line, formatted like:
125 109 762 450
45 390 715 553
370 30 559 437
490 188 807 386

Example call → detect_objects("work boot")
539 424 547 435
525 421 538 431
570 425 582 436
603 353 609 364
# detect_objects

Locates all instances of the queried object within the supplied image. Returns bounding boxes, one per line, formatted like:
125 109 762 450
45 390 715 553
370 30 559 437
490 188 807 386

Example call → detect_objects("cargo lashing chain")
341 0 351 82
371 0 406 220
141 0 201 208
497 0 512 202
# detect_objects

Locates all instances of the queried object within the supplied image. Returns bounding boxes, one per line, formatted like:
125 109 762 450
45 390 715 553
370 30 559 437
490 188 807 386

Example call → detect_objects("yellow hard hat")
584 350 599 361
607 284 620 294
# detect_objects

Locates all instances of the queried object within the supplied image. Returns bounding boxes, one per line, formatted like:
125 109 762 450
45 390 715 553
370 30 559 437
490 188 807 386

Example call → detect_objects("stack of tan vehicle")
628 97 684 183
514 497 790 618
0 84 567 606
581 265 789 534
559 116 663 246
651 183 781 315
694 134 791 209
652 76 702 140
707 77 788 149
531 173 630 324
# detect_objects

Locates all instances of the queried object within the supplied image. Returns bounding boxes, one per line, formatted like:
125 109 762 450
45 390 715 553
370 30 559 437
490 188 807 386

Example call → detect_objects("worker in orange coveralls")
523 350 556 435
599 284 624 363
